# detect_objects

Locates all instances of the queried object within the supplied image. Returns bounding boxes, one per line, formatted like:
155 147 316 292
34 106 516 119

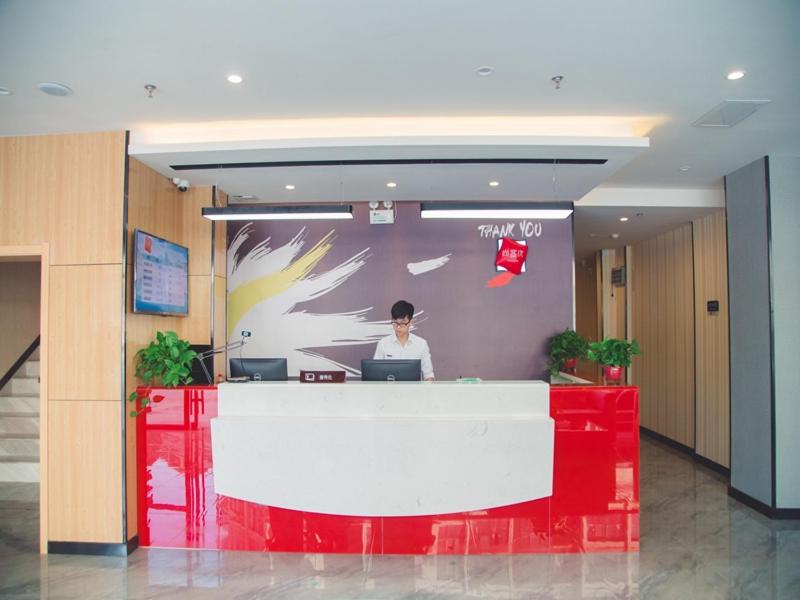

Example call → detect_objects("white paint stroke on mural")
227 224 392 375
406 254 452 275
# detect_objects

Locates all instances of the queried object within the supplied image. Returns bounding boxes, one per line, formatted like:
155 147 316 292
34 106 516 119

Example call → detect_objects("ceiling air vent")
692 99 771 128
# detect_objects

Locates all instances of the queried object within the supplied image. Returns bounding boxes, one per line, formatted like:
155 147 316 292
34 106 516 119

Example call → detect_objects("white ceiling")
1 0 798 251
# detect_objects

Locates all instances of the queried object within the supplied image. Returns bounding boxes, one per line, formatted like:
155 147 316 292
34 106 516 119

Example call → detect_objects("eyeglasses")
391 320 412 328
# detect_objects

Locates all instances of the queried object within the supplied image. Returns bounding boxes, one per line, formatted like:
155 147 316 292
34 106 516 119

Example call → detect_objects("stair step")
0 438 39 457
10 377 38 396
0 417 39 436
22 361 40 378
0 461 39 483
0 396 39 413
0 456 38 463
0 433 38 440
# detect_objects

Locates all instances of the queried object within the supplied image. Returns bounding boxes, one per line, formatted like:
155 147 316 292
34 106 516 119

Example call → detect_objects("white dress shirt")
373 332 435 380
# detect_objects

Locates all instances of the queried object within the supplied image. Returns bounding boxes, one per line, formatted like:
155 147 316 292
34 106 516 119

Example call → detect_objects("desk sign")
300 370 347 383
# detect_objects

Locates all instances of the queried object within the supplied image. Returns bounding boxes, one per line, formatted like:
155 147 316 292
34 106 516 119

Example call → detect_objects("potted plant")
587 338 641 383
127 330 197 417
547 328 589 376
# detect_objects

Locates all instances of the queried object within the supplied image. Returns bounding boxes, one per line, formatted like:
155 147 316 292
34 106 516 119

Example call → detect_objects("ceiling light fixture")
611 233 620 239
386 182 397 188
489 181 500 187
421 202 572 220
203 205 353 221
37 82 73 96
144 84 157 98
0 87 12 96
619 217 629 222
726 70 746 81
475 66 494 77
679 165 692 172
285 184 296 190
227 74 243 84
551 75 564 90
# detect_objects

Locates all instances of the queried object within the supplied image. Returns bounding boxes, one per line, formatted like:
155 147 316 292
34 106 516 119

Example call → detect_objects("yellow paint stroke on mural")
227 231 335 334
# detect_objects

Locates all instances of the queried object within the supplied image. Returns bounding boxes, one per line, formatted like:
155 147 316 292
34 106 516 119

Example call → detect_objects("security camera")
172 177 190 192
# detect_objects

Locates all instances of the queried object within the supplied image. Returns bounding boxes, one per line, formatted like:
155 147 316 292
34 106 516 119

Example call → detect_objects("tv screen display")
133 229 189 316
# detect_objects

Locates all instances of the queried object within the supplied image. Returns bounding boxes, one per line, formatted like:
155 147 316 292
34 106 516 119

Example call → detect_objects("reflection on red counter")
136 385 638 554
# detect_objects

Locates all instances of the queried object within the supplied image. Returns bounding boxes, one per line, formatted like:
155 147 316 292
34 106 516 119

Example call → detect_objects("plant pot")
562 358 577 374
603 365 623 384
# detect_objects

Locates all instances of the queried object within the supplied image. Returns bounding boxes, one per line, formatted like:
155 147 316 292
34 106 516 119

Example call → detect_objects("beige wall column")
0 132 128 550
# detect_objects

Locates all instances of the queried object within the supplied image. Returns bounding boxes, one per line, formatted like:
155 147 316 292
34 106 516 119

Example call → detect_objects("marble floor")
1 437 799 599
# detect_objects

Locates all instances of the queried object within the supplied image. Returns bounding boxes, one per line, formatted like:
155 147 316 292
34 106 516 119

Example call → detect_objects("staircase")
0 349 40 482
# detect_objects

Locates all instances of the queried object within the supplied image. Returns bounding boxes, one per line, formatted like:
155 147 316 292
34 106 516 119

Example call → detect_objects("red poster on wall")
495 238 528 275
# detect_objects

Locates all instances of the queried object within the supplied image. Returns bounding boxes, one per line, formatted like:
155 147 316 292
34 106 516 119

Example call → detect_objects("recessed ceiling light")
386 182 397 188
285 184 295 190
489 181 500 187
611 233 620 239
227 74 243 84
589 233 598 238
37 82 73 96
0 87 12 96
475 66 494 77
679 165 692 172
726 70 746 81
619 217 629 222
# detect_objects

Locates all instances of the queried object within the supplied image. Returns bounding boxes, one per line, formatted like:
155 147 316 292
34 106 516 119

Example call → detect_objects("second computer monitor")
361 359 421 381
229 358 288 381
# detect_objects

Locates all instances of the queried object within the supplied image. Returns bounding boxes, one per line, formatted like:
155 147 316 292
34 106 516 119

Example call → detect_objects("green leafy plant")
127 331 197 417
587 338 641 368
547 328 589 376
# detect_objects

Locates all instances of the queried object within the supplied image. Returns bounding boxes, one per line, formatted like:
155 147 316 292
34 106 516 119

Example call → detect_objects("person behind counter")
373 300 435 381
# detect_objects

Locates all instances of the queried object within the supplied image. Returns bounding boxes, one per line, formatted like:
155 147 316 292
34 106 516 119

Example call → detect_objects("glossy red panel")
137 384 638 554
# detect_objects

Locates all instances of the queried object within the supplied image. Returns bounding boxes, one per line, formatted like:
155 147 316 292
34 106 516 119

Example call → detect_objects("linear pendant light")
202 205 353 221
420 202 573 220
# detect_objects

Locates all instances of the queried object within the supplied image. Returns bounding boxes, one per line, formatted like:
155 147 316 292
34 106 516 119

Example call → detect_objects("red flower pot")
562 358 577 374
603 365 623 384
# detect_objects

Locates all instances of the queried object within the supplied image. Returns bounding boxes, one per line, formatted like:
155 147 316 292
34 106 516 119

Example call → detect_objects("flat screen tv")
133 229 189 316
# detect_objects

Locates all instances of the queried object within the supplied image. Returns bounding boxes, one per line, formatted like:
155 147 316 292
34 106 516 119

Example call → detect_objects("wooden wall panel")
213 275 227 378
178 275 212 343
693 210 730 467
575 256 599 380
48 265 122 401
0 262 40 377
631 224 695 447
1 132 127 551
0 132 125 265
213 189 228 277
125 157 181 265
182 188 213 275
48 400 122 543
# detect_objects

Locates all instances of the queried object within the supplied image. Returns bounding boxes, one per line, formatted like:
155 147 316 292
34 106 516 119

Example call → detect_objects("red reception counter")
136 382 639 554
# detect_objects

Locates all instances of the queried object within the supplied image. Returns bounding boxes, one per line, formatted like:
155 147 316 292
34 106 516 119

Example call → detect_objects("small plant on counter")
547 328 589 376
127 331 197 417
586 338 641 367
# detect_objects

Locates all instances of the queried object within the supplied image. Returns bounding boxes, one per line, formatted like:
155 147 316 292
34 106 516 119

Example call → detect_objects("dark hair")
391 300 414 321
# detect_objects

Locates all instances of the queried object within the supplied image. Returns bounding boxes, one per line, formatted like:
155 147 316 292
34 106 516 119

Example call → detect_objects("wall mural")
227 202 573 380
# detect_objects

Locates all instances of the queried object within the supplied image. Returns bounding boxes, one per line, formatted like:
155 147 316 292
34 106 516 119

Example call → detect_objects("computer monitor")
361 359 421 381
229 358 288 381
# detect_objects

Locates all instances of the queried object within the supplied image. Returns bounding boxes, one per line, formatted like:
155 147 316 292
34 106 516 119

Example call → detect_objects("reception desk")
136 381 638 554
212 381 554 517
